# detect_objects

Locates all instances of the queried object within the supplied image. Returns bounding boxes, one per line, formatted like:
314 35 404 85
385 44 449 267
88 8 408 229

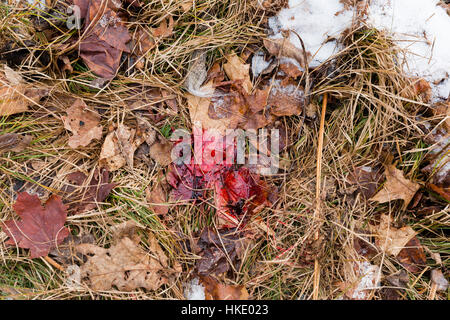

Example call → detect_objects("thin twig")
312 93 327 300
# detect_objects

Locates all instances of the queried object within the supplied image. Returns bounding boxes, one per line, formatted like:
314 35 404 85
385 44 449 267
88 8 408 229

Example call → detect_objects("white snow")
368 0 450 101
251 51 272 77
351 261 380 300
268 0 355 67
268 0 450 101
184 278 206 300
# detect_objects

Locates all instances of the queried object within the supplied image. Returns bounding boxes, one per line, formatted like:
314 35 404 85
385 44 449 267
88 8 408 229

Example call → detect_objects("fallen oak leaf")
1 192 70 259
370 214 417 257
61 99 103 149
370 164 420 207
75 223 176 291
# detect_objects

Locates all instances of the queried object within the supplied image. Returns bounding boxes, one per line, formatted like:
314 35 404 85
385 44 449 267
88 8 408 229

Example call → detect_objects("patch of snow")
352 261 380 300
268 0 450 102
268 0 355 67
184 278 206 300
251 51 271 77
368 0 450 101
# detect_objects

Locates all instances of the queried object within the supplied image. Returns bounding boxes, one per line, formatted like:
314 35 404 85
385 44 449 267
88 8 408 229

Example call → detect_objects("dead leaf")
279 61 303 78
370 164 420 207
195 227 249 276
267 78 304 117
431 269 449 292
48 233 95 265
1 192 70 258
78 0 131 78
146 184 169 215
346 165 384 200
66 168 117 213
62 99 103 149
180 0 193 12
76 224 175 291
263 38 309 68
0 133 32 154
152 16 174 39
99 121 153 171
223 52 253 94
149 139 173 166
200 276 249 300
370 214 417 257
0 67 48 116
396 236 427 273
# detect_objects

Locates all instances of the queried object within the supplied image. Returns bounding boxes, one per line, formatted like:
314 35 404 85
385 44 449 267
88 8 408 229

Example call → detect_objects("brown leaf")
396 236 426 273
195 228 248 276
76 225 174 291
99 122 151 171
0 133 32 154
48 233 95 265
263 38 309 68
62 99 103 149
370 214 417 257
346 165 383 200
186 85 241 135
370 164 420 207
267 78 304 117
279 61 303 78
146 184 169 215
0 67 48 116
79 0 131 78
1 192 70 258
223 52 253 94
152 16 174 39
149 139 173 166
200 276 249 300
66 168 117 214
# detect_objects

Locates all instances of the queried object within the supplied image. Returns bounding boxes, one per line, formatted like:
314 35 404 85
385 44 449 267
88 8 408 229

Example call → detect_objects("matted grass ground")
0 0 448 300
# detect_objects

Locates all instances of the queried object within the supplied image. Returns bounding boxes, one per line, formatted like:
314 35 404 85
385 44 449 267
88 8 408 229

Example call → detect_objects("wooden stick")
43 256 65 272
312 93 327 300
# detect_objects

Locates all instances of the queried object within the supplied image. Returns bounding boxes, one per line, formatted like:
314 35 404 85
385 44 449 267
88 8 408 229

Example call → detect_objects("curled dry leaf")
346 165 384 200
152 16 174 39
1 192 69 258
48 233 95 265
75 224 176 291
200 276 249 300
99 123 147 171
146 183 169 215
370 214 417 257
77 0 131 79
223 52 253 94
263 38 309 68
66 168 117 214
0 133 32 154
431 269 449 292
0 66 48 116
195 227 249 276
61 99 103 149
370 164 420 207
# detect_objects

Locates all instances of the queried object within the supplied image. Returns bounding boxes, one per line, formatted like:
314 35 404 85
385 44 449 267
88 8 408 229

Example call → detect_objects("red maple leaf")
2 192 70 258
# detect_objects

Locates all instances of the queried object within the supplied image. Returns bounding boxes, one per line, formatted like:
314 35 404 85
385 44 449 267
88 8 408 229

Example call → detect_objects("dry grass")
0 1 448 300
